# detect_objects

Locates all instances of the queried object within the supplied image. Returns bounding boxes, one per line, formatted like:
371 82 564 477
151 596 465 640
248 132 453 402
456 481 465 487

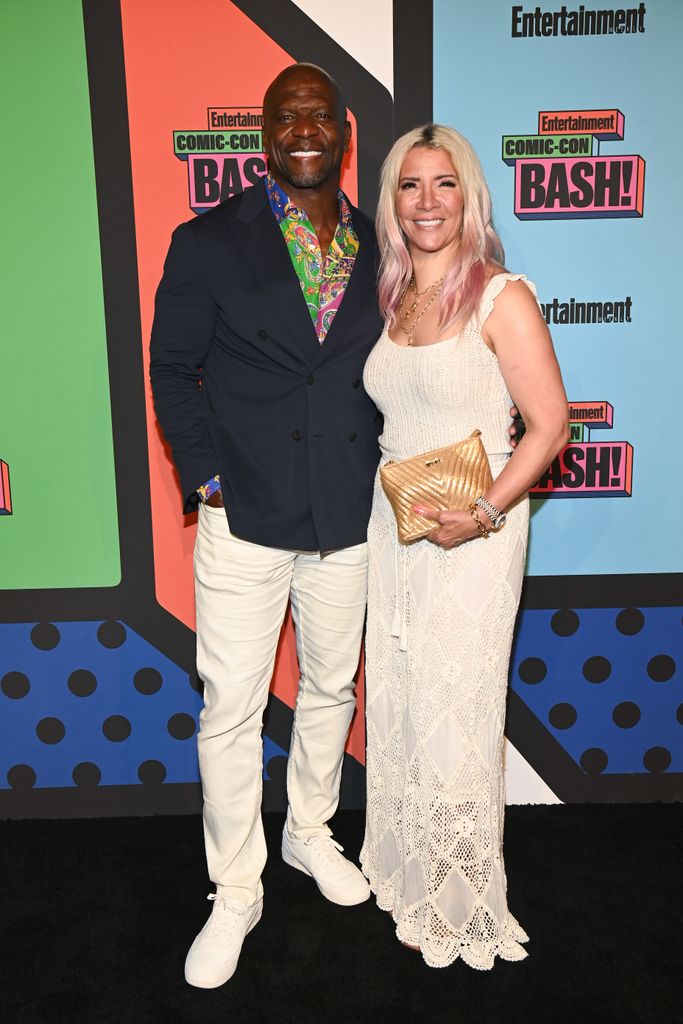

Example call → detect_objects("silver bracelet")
475 495 507 530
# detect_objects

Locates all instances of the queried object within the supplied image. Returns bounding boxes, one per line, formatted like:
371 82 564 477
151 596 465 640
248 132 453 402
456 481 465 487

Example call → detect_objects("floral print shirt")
265 172 359 343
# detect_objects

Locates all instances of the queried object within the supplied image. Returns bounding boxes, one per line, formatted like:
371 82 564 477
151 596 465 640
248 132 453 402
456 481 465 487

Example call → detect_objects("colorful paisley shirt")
265 172 359 343
197 175 359 503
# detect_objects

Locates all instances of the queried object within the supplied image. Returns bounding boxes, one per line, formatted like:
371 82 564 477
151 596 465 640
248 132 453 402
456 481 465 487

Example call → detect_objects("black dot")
134 668 162 695
68 670 97 697
676 703 683 726
36 717 66 744
1 671 30 699
580 748 608 774
97 621 127 649
72 762 101 787
167 713 196 740
583 656 611 684
643 746 671 773
102 715 131 742
138 760 167 785
265 754 288 790
7 764 36 789
647 655 675 683
616 608 645 636
548 703 577 729
31 622 60 650
518 657 547 685
551 609 579 637
612 701 641 728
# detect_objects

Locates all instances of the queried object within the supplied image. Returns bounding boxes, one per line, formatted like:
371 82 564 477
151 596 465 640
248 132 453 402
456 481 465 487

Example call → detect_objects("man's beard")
277 152 338 190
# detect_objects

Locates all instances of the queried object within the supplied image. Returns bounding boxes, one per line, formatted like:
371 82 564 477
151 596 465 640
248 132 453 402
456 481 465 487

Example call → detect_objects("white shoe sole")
184 903 262 989
281 842 371 907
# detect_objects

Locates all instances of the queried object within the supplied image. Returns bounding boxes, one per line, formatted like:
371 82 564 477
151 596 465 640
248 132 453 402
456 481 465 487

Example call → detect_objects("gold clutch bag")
379 430 493 544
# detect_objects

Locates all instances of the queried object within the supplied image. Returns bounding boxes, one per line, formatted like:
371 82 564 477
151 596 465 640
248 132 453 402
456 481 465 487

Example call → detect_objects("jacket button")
291 430 302 441
352 378 361 388
258 330 268 340
348 432 357 442
307 375 314 385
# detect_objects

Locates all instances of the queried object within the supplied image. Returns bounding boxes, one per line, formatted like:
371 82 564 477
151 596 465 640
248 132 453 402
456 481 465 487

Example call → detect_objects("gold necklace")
408 275 438 300
398 276 443 344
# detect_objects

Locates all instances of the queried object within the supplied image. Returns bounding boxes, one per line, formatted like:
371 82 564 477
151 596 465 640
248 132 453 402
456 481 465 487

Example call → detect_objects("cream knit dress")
360 273 532 970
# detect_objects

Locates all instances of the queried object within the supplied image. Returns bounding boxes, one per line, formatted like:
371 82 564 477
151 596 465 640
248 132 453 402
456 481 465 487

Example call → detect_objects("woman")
360 124 568 970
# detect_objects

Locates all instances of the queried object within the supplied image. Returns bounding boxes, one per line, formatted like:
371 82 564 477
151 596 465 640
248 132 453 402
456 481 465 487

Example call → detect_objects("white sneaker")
184 893 262 989
282 829 370 906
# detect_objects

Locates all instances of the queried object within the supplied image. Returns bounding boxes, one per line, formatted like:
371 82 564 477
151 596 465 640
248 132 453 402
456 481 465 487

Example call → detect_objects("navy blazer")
150 180 384 551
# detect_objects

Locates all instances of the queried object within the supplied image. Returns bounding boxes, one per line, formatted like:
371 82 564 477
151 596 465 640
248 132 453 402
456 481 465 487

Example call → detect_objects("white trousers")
194 503 368 904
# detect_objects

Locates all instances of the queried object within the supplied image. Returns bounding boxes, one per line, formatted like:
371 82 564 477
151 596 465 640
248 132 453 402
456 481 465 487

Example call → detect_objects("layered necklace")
398 275 444 345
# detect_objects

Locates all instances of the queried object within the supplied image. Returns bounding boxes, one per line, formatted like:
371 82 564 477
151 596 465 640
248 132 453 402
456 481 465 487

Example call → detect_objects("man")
150 63 383 989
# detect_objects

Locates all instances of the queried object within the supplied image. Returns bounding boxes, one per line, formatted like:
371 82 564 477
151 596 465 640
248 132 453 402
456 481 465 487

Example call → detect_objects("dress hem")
361 856 529 971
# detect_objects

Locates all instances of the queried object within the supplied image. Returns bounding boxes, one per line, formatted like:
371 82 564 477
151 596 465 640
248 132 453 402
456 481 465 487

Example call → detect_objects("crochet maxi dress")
360 274 533 970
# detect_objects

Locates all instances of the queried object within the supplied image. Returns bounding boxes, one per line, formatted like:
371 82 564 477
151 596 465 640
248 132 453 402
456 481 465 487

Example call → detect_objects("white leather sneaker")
184 893 263 988
282 829 370 906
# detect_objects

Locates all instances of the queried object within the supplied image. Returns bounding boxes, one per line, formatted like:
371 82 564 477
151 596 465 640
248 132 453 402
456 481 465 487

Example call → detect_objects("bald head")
263 63 346 123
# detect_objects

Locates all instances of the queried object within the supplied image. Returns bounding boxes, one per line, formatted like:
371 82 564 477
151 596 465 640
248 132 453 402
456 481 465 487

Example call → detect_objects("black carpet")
2 805 680 1024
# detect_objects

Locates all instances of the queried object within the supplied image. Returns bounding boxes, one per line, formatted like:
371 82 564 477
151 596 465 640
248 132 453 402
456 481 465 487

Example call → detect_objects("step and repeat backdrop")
0 0 680 817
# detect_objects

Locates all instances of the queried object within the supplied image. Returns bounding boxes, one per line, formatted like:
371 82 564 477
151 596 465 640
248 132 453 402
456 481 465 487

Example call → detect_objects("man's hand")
206 489 224 508
509 405 526 448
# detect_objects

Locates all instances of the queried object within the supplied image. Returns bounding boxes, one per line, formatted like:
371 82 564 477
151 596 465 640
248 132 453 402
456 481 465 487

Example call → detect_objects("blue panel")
434 0 683 576
511 608 682 774
0 622 287 789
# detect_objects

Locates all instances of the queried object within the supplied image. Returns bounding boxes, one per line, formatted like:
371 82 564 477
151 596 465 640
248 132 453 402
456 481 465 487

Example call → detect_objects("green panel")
174 130 263 156
0 0 120 588
502 134 595 164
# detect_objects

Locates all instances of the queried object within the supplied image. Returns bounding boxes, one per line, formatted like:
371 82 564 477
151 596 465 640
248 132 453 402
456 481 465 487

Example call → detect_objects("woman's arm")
477 278 569 518
418 278 568 547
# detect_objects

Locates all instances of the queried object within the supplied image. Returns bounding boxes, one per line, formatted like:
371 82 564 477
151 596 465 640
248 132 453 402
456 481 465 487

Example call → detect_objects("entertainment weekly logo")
530 401 633 498
173 106 266 214
502 107 645 219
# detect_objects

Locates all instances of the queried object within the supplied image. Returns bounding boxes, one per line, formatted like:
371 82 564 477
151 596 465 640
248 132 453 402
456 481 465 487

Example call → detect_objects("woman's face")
395 146 464 258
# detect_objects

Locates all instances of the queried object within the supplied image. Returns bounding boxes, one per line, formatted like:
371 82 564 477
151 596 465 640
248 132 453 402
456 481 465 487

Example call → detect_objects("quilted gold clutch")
379 430 493 544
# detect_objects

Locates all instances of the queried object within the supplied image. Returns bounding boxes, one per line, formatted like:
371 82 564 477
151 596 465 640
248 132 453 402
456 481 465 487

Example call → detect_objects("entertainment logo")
531 401 633 498
502 108 645 219
174 107 266 214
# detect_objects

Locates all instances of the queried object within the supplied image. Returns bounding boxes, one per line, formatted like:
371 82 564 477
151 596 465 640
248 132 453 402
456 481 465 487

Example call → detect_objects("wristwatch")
475 496 507 530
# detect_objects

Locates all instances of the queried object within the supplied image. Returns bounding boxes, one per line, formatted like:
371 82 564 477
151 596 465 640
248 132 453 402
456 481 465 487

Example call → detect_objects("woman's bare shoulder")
483 260 508 285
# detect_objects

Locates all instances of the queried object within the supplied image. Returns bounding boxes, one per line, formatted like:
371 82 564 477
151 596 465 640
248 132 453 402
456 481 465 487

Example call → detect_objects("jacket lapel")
309 211 378 371
240 184 321 363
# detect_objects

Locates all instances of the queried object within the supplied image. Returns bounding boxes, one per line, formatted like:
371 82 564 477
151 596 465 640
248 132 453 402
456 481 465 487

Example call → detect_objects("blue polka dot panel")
0 622 287 791
511 607 681 776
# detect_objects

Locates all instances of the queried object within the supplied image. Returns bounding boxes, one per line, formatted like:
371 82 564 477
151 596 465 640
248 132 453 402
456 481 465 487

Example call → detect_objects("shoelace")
305 836 346 867
205 893 250 938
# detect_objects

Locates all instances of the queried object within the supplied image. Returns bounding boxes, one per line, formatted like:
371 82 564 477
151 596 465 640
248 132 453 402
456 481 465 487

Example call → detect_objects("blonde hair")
376 124 504 334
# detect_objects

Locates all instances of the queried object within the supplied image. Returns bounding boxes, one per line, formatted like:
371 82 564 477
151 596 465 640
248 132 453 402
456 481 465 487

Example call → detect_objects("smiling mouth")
289 150 323 158
414 219 444 228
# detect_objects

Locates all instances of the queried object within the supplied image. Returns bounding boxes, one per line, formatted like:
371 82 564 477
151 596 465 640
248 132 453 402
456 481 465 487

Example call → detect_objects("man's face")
262 67 350 191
